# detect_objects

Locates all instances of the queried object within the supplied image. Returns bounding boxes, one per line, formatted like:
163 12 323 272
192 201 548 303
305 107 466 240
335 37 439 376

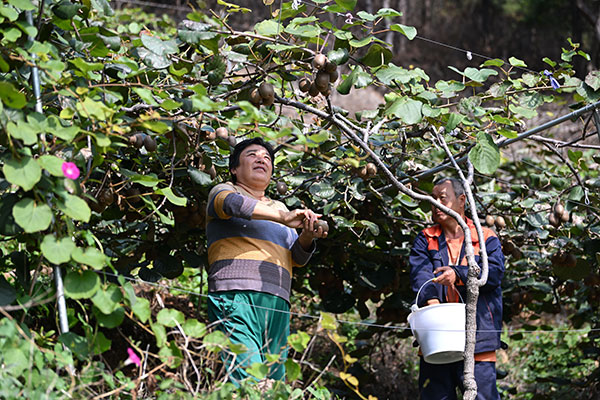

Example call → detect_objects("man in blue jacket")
409 177 505 400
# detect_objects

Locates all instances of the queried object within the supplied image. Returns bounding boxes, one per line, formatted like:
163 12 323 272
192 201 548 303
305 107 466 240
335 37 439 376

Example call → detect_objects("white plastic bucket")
407 278 466 364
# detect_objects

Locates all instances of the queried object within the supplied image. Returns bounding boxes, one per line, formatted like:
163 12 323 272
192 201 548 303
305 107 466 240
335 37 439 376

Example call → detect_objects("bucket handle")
413 275 465 309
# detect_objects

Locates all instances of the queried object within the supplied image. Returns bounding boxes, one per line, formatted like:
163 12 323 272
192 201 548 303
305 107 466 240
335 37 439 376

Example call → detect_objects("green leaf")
156 308 185 327
386 97 422 124
349 36 373 48
6 153 41 190
203 330 228 352
585 70 600 91
285 358 302 381
160 99 182 111
334 0 356 11
38 155 65 177
481 59 504 67
254 20 281 36
445 113 464 131
64 270 100 300
358 220 379 235
183 319 206 338
376 64 429 85
46 115 80 141
140 34 178 56
76 97 114 120
6 121 37 145
508 56 527 67
360 43 392 67
390 23 417 40
509 104 537 119
41 235 75 265
59 332 89 361
12 199 52 233
464 67 498 83
319 312 338 330
468 132 500 175
91 284 123 315
0 81 27 109
247 363 269 380
94 306 124 328
131 296 151 323
133 87 158 106
69 58 104 74
288 331 311 352
9 0 36 10
188 166 212 186
156 187 187 206
71 247 106 269
58 194 91 222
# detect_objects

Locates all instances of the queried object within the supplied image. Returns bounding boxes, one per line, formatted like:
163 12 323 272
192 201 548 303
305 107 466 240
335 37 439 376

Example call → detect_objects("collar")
423 217 480 244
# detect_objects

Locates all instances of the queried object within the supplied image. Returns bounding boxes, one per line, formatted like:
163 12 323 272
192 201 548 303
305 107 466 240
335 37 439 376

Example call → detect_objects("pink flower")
61 162 80 180
127 347 141 367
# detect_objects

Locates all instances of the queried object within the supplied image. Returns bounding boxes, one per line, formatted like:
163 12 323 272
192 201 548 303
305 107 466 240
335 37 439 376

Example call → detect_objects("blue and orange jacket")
409 218 505 354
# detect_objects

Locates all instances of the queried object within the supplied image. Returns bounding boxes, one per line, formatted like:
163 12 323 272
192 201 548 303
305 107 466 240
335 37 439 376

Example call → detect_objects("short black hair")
433 177 465 197
229 137 275 184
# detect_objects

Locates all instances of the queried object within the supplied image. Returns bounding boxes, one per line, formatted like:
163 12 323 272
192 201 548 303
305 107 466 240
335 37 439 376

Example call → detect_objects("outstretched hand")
433 266 457 287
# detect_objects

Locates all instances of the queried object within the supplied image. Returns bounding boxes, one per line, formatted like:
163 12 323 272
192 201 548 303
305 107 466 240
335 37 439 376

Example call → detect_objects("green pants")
207 290 290 385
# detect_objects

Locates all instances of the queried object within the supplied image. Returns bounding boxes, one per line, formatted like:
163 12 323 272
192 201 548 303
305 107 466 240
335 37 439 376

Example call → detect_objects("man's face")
431 181 465 224
231 144 273 188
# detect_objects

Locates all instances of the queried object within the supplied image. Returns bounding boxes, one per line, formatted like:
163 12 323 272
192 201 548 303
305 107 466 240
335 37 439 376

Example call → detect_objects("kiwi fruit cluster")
485 215 506 229
214 127 237 147
249 81 275 107
548 202 569 228
357 162 378 179
129 133 157 152
298 53 339 98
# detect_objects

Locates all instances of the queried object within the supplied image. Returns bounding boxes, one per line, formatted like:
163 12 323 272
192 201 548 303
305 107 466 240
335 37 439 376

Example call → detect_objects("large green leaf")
385 97 423 124
6 121 37 145
0 81 26 109
188 166 212 186
12 198 52 233
64 270 100 299
156 308 185 327
334 0 356 11
58 194 91 222
2 156 42 191
41 235 75 265
360 43 392 67
390 23 417 40
91 284 123 315
468 132 500 175
464 67 498 83
156 187 187 207
37 155 65 177
94 306 124 328
140 34 178 56
71 247 106 269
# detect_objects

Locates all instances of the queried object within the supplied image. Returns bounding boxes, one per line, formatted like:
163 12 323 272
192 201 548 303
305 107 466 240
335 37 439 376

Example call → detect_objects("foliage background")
0 0 599 398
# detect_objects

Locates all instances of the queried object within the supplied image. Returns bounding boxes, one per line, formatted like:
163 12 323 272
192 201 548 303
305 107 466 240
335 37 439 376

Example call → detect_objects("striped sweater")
206 183 314 302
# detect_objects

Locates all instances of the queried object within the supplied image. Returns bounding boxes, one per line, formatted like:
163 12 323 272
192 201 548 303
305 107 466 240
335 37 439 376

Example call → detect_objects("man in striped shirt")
206 137 327 385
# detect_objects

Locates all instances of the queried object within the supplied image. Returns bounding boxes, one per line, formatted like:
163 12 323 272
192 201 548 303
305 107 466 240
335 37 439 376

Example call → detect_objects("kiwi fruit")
315 219 329 233
564 253 577 268
208 165 217 179
262 94 275 107
560 210 570 223
324 61 337 73
216 127 229 139
315 71 330 90
143 135 157 152
485 215 495 227
227 136 237 147
329 69 339 83
308 81 320 97
249 88 262 105
276 181 287 195
258 81 274 99
299 78 311 93
129 133 144 149
548 213 560 228
205 130 216 141
495 216 506 229
365 162 377 176
312 54 327 70
553 202 564 216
